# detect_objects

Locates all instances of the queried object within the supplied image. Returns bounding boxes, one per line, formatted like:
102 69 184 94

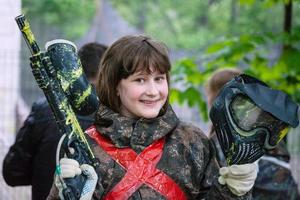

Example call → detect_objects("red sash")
86 125 187 200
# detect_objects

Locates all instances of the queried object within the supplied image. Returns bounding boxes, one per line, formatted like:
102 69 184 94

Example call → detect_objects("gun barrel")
15 14 40 55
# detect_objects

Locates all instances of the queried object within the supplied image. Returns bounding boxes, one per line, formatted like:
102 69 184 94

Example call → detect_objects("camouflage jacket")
209 129 299 200
253 142 299 200
47 104 251 200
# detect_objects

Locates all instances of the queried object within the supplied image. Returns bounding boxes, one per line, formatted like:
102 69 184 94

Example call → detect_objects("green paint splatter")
74 85 92 108
57 67 83 92
227 143 236 165
22 20 36 46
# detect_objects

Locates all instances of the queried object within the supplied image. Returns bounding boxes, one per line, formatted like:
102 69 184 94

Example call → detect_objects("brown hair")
96 35 171 113
205 68 242 106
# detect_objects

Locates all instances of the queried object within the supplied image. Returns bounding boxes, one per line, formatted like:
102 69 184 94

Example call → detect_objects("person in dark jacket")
205 68 300 200
2 42 107 200
47 35 257 200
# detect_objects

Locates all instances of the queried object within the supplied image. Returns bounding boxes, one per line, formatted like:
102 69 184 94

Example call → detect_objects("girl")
47 35 256 200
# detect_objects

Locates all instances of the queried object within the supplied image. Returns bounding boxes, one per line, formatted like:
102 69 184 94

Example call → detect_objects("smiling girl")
47 35 256 200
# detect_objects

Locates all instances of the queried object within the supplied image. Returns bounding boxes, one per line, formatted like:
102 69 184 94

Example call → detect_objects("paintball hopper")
209 74 299 165
45 39 99 115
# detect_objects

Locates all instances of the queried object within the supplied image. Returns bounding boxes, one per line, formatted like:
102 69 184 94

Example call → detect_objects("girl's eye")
155 76 166 82
135 78 145 83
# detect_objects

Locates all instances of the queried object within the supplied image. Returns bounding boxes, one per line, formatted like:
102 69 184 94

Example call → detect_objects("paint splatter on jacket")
47 104 251 199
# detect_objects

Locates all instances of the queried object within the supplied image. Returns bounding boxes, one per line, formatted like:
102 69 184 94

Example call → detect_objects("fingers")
219 167 230 176
79 164 98 200
80 164 98 180
218 163 258 196
56 160 97 200
224 177 255 196
219 164 257 179
218 176 226 185
60 158 82 178
68 147 75 154
229 164 257 176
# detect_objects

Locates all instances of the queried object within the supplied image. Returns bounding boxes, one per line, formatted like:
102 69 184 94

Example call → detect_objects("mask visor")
229 95 289 148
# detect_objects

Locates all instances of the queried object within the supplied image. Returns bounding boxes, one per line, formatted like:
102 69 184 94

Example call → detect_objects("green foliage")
22 0 97 39
111 0 233 49
166 0 300 120
202 28 300 103
110 0 296 49
170 58 208 121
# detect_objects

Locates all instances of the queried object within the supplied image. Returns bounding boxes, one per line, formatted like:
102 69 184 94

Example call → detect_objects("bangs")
121 39 171 77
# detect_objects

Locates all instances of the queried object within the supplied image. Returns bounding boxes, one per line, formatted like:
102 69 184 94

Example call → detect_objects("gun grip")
63 174 86 200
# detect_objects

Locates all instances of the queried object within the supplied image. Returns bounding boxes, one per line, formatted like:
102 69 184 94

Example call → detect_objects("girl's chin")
140 111 160 119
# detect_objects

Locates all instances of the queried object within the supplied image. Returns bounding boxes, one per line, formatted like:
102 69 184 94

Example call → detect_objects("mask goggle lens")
229 95 289 148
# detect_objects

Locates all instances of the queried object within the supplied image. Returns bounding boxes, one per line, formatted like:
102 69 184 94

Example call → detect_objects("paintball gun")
15 14 99 200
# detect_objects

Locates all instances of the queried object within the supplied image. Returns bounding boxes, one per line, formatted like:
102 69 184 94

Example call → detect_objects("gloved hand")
218 163 258 196
55 158 98 200
59 157 82 178
79 164 98 200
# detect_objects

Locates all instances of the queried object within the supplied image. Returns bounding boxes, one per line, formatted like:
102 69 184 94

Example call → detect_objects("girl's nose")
146 81 159 96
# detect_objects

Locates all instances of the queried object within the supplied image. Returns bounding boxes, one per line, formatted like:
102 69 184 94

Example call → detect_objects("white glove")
218 163 258 196
79 164 98 200
55 158 98 200
59 157 82 178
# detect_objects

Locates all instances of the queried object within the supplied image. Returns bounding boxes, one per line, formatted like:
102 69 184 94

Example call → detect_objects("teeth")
142 100 156 104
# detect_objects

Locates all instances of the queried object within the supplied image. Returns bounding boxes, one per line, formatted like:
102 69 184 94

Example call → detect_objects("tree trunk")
283 0 292 50
230 0 237 25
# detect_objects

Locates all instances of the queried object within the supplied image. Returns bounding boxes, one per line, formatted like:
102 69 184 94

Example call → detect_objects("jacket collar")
94 104 179 152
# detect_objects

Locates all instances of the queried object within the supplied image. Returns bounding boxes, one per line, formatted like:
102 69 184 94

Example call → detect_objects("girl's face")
117 67 168 119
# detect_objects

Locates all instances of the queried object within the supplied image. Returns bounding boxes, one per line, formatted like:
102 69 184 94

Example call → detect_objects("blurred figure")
15 97 30 130
205 68 299 200
2 42 107 200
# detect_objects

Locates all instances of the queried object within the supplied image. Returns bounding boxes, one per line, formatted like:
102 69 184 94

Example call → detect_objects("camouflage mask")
209 74 299 165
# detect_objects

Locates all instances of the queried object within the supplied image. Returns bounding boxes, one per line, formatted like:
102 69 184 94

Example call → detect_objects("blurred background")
1 0 300 199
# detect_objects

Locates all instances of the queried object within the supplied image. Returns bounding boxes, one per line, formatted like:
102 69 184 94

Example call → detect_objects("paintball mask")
209 74 299 165
45 39 99 115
